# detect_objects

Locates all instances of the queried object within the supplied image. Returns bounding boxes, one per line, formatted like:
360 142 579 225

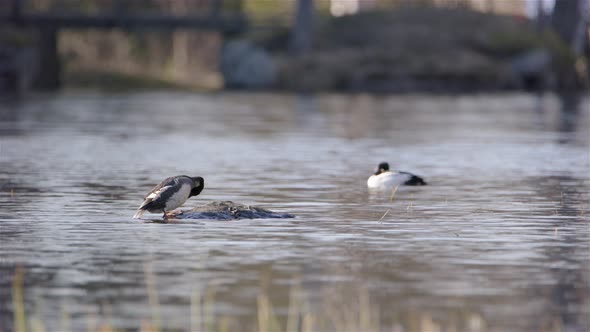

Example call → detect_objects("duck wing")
398 171 427 185
137 177 179 211
143 177 176 199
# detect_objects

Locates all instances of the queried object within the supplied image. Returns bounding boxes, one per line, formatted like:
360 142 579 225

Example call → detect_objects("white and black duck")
133 175 204 219
367 162 426 189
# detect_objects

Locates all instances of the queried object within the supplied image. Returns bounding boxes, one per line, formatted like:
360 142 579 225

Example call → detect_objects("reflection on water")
534 92 585 144
0 92 589 331
557 93 582 144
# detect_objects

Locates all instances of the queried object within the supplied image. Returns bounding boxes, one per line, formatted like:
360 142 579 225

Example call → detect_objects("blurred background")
0 0 588 93
1 1 589 332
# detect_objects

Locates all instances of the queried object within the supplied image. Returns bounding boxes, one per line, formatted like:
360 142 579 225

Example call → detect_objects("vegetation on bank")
272 7 582 93
63 68 197 92
0 28 35 48
10 265 569 332
1 4 586 93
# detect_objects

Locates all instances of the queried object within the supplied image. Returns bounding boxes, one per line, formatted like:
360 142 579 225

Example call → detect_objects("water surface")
0 92 589 331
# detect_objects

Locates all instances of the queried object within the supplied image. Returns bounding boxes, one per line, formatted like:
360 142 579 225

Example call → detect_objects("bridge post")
290 0 314 55
211 0 223 17
33 27 61 90
11 0 23 21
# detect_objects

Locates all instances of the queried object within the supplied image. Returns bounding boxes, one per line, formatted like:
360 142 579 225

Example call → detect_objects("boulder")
510 49 552 89
177 201 294 220
220 40 276 89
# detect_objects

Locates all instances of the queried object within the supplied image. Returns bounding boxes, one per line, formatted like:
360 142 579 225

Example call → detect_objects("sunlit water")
0 92 589 332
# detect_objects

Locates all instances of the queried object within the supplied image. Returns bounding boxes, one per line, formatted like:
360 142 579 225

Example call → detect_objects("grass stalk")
143 263 161 332
61 302 71 332
390 185 399 202
12 266 26 332
204 287 216 331
285 283 301 332
190 287 202 332
257 293 281 332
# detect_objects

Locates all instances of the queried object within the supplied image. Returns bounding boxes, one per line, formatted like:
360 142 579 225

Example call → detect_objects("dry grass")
8 262 567 332
379 185 399 222
10 265 392 332
12 267 26 332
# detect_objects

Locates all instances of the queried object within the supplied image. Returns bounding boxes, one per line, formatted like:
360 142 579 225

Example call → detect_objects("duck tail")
405 175 427 186
133 209 145 219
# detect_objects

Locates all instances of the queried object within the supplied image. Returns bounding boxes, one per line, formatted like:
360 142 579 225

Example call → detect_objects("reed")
10 267 384 332
379 185 399 222
143 263 161 332
6 266 530 332
12 266 26 332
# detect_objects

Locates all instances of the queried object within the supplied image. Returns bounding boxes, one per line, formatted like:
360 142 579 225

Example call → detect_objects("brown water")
0 92 589 332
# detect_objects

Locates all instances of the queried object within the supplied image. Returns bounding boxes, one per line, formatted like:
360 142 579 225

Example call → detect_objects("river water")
0 92 589 332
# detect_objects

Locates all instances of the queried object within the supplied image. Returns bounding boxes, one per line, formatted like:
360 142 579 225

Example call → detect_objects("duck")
367 162 426 189
133 175 204 219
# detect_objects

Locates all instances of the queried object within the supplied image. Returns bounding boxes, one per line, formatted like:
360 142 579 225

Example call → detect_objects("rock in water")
220 40 276 89
177 201 294 220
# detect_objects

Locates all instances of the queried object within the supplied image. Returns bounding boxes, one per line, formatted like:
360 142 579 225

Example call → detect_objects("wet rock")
177 201 294 220
220 40 276 89
510 49 552 90
0 46 37 94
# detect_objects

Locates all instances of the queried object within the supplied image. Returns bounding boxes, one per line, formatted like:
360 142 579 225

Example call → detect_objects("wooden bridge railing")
0 0 247 90
0 0 246 33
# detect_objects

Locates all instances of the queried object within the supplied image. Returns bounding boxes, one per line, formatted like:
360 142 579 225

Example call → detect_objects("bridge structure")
0 0 248 90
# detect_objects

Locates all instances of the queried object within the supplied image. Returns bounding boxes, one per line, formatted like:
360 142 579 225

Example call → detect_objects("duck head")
374 162 390 175
190 176 205 197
